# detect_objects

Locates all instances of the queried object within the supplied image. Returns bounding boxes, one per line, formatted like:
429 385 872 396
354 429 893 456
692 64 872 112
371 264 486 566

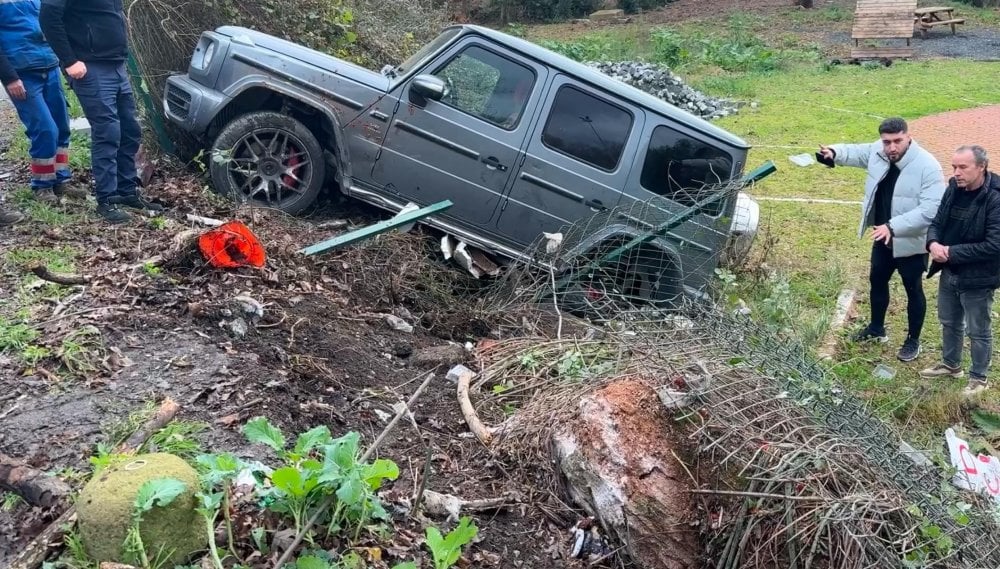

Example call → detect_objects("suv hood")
216 26 390 92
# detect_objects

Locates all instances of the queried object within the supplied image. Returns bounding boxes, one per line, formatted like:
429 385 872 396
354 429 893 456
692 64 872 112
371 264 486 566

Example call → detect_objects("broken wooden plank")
298 200 453 256
0 454 72 508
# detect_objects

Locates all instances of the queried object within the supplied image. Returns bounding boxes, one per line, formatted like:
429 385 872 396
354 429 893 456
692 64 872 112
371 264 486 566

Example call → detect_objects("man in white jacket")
819 118 945 362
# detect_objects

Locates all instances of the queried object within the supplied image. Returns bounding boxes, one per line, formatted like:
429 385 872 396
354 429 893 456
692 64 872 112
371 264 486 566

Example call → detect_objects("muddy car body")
164 25 756 303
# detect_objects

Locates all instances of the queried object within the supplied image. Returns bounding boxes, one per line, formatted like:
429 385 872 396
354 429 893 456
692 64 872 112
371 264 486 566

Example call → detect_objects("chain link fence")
469 178 1000 568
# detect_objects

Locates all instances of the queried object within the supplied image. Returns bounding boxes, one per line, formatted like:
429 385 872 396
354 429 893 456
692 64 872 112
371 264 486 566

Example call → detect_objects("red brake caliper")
282 144 301 189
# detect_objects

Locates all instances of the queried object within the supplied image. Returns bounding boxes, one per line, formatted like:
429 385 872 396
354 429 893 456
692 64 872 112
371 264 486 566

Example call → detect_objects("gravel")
829 27 1000 61
588 61 739 121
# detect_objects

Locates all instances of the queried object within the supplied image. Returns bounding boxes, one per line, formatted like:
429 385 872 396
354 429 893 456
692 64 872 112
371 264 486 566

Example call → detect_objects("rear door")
372 39 546 226
495 77 643 246
618 120 740 294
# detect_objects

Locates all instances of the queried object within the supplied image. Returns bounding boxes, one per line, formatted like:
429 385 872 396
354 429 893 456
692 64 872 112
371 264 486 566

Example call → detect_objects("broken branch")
457 368 494 446
30 263 90 286
0 454 72 508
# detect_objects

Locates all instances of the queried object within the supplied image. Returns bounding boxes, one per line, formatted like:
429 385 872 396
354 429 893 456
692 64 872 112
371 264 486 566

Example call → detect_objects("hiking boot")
0 207 24 227
53 183 89 200
33 189 59 205
111 193 164 213
897 337 921 362
96 202 131 224
963 378 988 396
852 325 888 344
919 363 964 379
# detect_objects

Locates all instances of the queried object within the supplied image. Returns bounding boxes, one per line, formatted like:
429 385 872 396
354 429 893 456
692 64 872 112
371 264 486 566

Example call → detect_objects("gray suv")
164 25 756 304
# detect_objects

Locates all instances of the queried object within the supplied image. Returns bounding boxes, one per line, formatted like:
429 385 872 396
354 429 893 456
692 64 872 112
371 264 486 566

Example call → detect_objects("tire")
209 111 325 215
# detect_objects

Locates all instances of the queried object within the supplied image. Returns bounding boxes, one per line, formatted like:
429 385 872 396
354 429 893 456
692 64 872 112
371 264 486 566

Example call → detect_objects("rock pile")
589 61 738 120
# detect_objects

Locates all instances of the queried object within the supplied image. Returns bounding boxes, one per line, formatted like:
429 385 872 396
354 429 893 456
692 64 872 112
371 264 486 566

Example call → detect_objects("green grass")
10 187 84 225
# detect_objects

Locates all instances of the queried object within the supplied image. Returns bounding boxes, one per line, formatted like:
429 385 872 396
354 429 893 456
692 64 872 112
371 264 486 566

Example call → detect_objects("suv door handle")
585 198 605 211
482 156 507 171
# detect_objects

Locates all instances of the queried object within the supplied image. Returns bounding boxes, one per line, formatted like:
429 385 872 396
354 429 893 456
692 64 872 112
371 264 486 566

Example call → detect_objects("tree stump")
553 380 699 569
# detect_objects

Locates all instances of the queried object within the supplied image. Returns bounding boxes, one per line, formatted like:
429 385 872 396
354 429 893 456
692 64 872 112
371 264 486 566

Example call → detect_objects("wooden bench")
850 0 916 61
914 7 964 36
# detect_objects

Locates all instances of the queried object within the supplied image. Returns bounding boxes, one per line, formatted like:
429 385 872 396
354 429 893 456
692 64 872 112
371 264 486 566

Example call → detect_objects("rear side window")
433 45 535 130
541 86 633 171
640 125 733 213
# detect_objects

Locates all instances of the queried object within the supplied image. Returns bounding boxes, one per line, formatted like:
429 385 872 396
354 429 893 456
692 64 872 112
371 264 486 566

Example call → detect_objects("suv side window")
640 125 733 214
432 45 535 130
541 85 633 171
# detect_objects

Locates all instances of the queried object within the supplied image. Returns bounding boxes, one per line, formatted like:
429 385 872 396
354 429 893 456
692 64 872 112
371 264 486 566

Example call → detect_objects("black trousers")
869 241 928 339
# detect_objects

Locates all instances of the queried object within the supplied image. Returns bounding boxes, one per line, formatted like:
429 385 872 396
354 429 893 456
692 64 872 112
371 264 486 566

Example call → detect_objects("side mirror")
410 75 447 103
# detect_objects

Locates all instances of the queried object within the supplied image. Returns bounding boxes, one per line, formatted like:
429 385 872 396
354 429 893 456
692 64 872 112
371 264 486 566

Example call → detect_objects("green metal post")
548 161 778 297
299 201 453 256
125 51 176 155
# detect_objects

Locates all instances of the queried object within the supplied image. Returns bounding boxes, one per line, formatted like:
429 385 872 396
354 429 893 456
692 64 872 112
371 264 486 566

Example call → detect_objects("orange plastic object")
197 221 266 268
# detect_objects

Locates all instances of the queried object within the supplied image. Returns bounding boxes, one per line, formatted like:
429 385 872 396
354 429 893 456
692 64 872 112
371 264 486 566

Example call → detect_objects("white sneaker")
963 378 988 396
919 363 964 379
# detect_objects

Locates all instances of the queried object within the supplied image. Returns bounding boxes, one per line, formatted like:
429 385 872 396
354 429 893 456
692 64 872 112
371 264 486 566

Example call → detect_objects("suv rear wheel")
210 111 325 215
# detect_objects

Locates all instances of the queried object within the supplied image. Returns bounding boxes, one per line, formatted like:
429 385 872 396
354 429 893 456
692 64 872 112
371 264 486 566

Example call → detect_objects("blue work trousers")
67 61 141 203
9 67 72 191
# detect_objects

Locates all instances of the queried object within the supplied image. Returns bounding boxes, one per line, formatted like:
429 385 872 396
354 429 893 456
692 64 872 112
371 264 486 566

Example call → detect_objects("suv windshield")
395 28 462 76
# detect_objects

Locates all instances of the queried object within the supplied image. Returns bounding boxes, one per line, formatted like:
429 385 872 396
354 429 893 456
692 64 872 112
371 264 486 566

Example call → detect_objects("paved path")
911 104 1000 173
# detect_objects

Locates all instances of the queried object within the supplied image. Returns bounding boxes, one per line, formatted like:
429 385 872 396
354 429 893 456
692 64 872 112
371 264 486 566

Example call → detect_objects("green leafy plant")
122 478 187 569
194 452 244 562
228 419 400 542
425 516 478 569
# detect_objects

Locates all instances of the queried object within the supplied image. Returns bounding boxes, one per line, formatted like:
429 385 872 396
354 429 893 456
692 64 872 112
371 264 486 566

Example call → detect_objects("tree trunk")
553 381 699 568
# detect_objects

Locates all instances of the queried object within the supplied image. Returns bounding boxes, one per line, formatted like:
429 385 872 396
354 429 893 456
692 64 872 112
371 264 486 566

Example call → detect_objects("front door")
495 77 643 246
372 40 546 227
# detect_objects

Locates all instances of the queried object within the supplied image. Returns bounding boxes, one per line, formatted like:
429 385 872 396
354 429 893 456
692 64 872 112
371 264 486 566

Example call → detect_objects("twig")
256 314 288 329
688 489 829 502
0 403 21 421
411 439 433 515
287 317 307 349
549 264 563 340
29 263 91 286
35 305 129 327
272 371 436 569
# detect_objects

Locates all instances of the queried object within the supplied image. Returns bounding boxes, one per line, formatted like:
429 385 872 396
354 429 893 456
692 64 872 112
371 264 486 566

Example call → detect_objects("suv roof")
451 25 750 151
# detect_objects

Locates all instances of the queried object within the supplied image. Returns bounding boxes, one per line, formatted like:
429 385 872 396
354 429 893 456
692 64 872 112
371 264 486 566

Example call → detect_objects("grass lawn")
528 14 1000 446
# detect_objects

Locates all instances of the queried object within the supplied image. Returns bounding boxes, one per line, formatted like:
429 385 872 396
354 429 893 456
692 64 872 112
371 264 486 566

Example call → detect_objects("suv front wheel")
209 111 325 215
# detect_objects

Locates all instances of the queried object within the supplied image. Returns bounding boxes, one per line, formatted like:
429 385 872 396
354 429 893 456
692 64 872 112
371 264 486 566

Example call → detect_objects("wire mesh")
471 179 1000 568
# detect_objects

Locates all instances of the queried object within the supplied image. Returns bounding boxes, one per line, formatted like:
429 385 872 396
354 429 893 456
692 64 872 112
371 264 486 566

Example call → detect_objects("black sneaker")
852 326 888 344
897 337 921 362
111 194 164 213
96 202 131 224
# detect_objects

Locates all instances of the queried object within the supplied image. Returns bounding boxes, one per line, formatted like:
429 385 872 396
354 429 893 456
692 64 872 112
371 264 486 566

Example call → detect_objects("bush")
620 0 674 14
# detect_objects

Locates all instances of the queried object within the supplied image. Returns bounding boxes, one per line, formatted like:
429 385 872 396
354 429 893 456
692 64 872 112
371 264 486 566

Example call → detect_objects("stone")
588 61 738 121
385 314 414 334
590 8 624 21
554 380 699 569
77 453 206 564
226 317 249 338
446 364 474 385
69 116 91 135
412 344 467 369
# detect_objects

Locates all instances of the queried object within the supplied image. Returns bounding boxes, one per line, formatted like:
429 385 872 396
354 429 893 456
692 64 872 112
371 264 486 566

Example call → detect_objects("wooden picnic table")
914 6 965 36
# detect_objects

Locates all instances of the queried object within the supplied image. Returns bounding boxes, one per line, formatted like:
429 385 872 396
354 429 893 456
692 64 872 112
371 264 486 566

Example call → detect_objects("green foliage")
226 418 399 541
123 478 188 569
0 318 40 353
513 0 601 22
539 33 636 62
620 0 673 13
225 0 356 57
1 491 24 512
144 421 207 460
425 517 478 569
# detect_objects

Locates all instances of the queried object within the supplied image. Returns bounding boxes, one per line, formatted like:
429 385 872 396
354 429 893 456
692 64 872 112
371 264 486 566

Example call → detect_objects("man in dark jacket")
920 146 1000 396
0 0 85 214
39 0 163 223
